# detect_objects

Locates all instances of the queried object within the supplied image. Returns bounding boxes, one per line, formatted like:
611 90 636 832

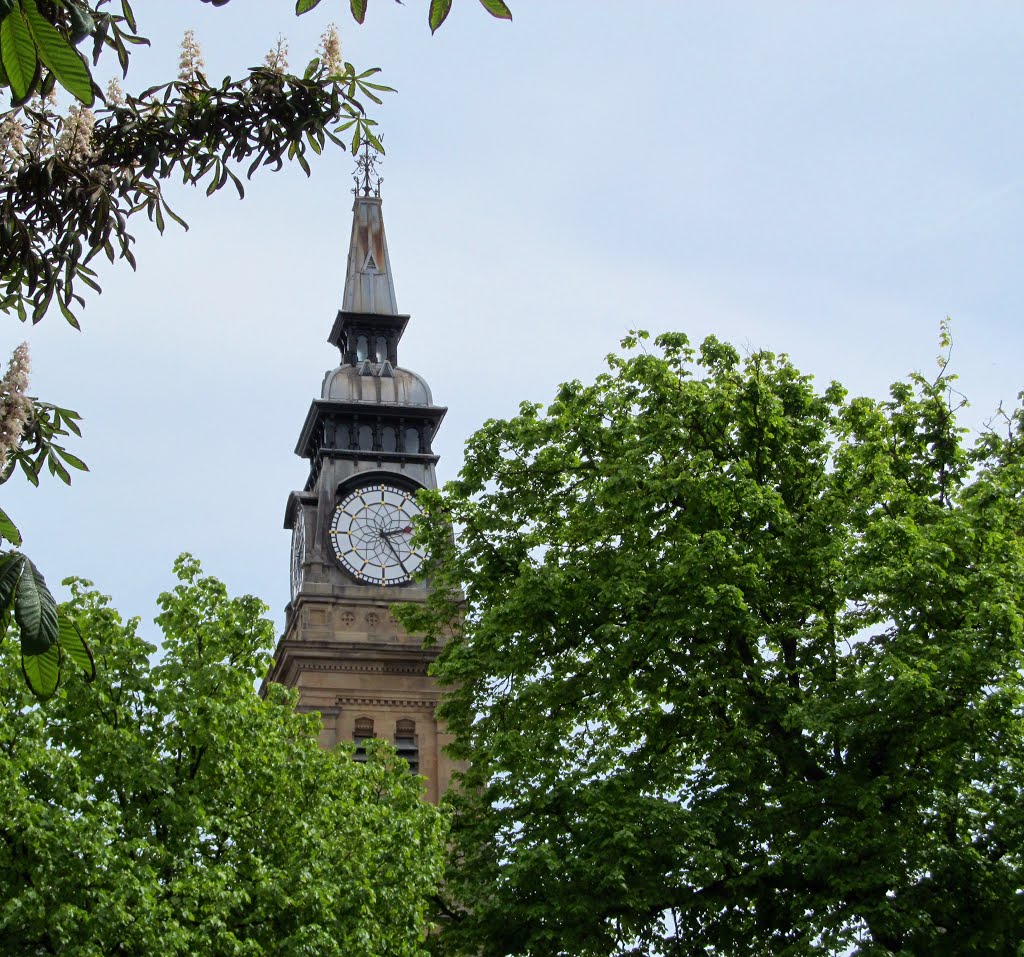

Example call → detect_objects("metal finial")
352 140 383 198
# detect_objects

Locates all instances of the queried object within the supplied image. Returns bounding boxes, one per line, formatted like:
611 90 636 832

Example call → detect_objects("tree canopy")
0 554 447 955
399 329 1024 955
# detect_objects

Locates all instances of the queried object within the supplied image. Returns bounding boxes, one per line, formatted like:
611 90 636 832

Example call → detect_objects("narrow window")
375 336 388 362
395 718 419 774
381 426 397 452
356 336 369 362
358 424 374 451
354 717 374 762
404 427 420 454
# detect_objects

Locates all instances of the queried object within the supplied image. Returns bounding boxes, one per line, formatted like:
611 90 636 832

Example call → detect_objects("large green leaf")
22 641 59 699
58 611 94 681
296 0 323 12
0 3 36 100
477 0 512 19
0 507 22 546
20 0 93 105
0 551 25 612
428 0 452 33
0 552 23 644
15 555 58 655
348 0 365 23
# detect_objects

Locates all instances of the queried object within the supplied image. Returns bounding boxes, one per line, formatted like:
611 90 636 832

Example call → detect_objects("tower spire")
342 145 397 315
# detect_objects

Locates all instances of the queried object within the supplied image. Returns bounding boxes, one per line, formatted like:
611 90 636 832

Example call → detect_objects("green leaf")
58 611 94 681
47 454 71 485
0 3 37 101
478 0 512 19
14 555 58 655
428 0 452 33
0 552 25 612
21 641 59 699
56 448 88 472
0 507 22 546
296 0 323 12
120 0 136 33
349 0 366 23
20 0 94 105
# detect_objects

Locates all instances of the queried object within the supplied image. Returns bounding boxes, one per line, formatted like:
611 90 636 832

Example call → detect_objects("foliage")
0 0 511 328
1 28 391 328
397 330 1024 956
0 554 447 955
0 342 92 699
0 0 512 106
301 0 513 34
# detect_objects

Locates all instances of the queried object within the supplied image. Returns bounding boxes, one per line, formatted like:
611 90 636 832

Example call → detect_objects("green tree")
399 330 1024 955
0 554 446 954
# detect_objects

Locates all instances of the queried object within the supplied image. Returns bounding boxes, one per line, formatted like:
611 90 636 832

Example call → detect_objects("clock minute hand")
381 534 411 574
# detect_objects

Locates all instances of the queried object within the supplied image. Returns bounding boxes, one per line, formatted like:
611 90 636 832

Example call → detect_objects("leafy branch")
3 60 390 327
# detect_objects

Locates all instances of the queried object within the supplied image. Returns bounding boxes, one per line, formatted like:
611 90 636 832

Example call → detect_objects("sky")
6 1 1024 636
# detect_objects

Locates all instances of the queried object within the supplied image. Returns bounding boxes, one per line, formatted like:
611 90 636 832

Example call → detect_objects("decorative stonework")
335 696 436 710
366 611 381 628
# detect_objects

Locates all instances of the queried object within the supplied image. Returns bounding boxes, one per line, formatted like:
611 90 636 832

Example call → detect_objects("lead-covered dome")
321 361 434 406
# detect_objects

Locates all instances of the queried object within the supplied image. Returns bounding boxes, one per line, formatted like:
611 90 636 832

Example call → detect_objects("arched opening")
354 716 374 763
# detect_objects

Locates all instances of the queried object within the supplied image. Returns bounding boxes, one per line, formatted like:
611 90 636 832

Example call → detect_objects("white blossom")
105 78 125 107
264 35 289 74
23 93 58 162
57 104 96 162
178 29 205 81
319 24 343 77
0 113 26 174
0 343 32 472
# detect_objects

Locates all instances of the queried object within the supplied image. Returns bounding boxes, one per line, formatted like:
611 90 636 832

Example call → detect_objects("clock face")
330 483 425 585
290 507 305 601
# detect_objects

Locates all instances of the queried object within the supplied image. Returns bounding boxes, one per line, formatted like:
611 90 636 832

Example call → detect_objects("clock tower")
265 158 458 802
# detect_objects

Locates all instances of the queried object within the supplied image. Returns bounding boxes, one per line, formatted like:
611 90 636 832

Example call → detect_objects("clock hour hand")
381 525 413 538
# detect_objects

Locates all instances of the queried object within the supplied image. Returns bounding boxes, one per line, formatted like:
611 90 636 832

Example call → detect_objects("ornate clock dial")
330 483 424 585
290 507 305 601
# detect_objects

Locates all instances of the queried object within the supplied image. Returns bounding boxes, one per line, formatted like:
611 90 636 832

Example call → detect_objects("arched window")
395 718 418 774
356 336 369 362
374 336 388 362
354 716 374 763
404 427 420 454
381 426 397 452
358 425 374 451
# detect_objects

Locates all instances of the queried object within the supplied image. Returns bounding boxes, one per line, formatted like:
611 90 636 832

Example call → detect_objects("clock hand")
381 525 413 538
381 535 411 574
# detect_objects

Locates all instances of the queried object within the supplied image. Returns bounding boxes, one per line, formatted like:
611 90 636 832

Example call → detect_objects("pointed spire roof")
341 194 398 315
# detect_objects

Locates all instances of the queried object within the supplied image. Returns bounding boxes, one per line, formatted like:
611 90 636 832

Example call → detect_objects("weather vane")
353 140 383 198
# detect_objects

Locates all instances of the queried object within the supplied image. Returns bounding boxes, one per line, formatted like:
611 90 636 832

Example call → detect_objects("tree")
398 330 1024 955
0 554 446 954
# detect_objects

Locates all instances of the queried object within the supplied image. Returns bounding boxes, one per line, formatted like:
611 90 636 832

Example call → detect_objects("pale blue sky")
7 2 1024 630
